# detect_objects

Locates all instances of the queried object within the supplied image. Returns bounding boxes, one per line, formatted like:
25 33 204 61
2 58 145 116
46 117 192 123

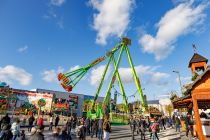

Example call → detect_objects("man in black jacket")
0 124 13 140
28 114 35 132
91 119 98 138
129 117 137 140
185 114 193 137
55 115 60 128
0 114 10 129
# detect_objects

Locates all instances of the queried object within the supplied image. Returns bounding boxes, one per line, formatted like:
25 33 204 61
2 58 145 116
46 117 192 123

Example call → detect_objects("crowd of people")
128 113 195 140
0 113 196 140
0 113 111 140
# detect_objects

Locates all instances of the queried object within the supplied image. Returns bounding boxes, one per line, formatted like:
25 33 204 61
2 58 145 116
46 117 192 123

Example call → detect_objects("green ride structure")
58 37 147 123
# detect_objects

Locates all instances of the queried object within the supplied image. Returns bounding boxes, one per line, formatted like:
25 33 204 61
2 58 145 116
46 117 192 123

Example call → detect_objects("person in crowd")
172 115 176 128
49 114 53 131
85 117 90 136
103 116 111 140
90 119 93 134
165 117 169 128
55 115 60 128
72 117 77 129
28 114 35 132
81 117 85 125
175 116 181 132
161 117 166 130
129 117 137 140
30 125 45 140
60 126 71 140
168 117 172 128
34 116 38 126
78 121 86 140
185 114 194 137
149 116 155 139
136 118 140 135
150 118 159 140
11 118 21 140
37 115 44 126
140 118 146 140
98 117 103 140
0 124 13 140
22 116 26 127
77 118 81 127
0 114 11 129
66 117 72 135
91 118 98 138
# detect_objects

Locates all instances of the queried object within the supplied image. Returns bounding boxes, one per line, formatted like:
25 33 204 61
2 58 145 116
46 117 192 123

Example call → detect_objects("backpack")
150 123 158 132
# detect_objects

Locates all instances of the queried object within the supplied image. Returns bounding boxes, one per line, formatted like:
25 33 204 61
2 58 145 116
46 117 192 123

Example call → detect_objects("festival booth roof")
173 66 210 109
188 53 208 68
0 82 7 87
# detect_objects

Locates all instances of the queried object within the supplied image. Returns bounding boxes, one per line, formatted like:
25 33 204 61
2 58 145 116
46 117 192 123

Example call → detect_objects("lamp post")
173 70 182 96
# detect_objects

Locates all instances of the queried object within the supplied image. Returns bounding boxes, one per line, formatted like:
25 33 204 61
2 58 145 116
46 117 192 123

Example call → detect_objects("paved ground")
24 125 194 140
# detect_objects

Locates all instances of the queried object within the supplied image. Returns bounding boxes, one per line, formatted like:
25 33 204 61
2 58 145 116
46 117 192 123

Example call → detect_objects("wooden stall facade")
173 53 210 140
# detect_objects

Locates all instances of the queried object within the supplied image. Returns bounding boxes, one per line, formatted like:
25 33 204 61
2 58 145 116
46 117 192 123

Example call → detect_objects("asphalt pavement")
23 125 187 140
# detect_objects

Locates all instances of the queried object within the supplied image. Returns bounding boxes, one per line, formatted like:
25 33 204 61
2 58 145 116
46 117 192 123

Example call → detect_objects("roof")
172 94 191 103
188 53 208 67
36 88 105 102
186 66 210 92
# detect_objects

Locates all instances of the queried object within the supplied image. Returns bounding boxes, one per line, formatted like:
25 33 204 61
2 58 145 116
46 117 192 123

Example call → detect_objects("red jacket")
37 117 44 126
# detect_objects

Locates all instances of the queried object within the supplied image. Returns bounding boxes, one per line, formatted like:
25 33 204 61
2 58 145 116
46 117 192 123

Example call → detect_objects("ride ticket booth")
173 52 210 140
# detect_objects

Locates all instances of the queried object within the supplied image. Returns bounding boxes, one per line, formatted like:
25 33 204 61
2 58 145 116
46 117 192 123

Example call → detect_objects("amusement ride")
58 37 148 121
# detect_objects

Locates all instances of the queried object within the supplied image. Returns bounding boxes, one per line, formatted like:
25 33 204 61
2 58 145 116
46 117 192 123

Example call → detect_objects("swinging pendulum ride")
58 37 148 122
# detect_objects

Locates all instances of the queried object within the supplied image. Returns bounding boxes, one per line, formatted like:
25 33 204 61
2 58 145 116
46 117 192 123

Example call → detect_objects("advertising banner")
14 90 53 112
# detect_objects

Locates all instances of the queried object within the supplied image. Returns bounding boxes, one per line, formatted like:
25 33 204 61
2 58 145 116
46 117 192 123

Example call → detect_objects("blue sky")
1 0 210 103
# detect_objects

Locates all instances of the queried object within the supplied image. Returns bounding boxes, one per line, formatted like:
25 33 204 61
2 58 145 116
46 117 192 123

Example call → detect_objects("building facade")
36 88 104 117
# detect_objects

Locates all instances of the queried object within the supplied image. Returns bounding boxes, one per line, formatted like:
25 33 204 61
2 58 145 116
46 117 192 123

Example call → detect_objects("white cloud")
70 65 80 71
43 0 65 29
42 66 81 83
57 19 64 29
89 64 170 87
50 0 65 6
0 65 32 86
139 1 209 60
148 72 170 86
90 0 134 45
42 66 64 83
119 65 170 86
90 65 111 86
18 45 28 53
119 65 151 83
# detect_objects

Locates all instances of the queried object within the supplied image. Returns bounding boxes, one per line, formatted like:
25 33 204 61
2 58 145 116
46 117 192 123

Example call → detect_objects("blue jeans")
176 124 180 132
98 128 103 140
152 132 159 140
12 135 18 140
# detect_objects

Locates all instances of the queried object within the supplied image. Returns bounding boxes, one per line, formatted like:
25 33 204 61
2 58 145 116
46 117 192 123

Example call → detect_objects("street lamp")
173 70 182 96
